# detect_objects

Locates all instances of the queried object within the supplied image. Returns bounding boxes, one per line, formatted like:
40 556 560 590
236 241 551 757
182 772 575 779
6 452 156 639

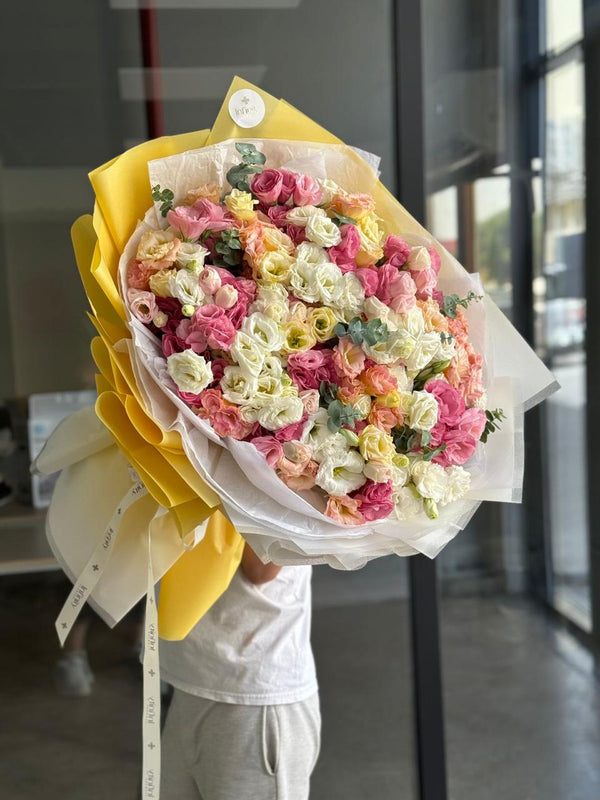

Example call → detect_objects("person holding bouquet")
159 541 321 800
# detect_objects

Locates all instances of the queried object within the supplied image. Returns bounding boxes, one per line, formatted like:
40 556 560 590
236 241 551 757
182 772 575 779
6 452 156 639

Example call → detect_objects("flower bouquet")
35 78 558 635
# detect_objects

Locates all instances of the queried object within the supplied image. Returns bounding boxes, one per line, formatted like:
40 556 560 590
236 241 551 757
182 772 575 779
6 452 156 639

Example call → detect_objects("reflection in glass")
427 186 459 256
545 0 583 54
474 177 512 316
541 59 590 629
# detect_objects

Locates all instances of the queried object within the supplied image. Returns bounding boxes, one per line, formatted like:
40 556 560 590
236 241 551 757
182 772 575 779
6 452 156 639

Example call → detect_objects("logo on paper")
228 89 265 129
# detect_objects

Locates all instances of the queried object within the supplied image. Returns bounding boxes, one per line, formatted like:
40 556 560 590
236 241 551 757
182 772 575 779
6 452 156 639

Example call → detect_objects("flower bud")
339 427 360 447
198 266 221 295
181 304 195 317
214 284 238 309
424 497 439 520
152 311 168 328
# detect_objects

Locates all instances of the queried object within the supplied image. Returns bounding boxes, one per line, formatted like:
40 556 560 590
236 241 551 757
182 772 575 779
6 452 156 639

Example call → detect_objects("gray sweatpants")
161 689 321 800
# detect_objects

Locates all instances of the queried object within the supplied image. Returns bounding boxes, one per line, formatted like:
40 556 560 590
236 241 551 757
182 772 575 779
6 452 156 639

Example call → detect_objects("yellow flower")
263 224 295 254
149 268 176 298
225 188 258 222
330 191 375 220
377 390 402 408
281 320 317 353
306 306 338 343
255 250 293 284
355 212 384 266
358 424 396 463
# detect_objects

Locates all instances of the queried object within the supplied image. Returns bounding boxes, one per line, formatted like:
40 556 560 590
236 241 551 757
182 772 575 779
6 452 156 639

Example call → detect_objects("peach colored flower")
183 183 221 206
333 337 366 380
127 259 158 290
325 495 365 525
280 459 319 491
418 298 449 334
337 377 363 404
330 192 375 220
360 365 398 397
368 402 404 433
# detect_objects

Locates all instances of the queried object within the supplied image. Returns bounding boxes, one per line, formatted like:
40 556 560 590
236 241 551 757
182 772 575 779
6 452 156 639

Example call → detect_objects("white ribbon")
55 480 147 646
142 528 161 799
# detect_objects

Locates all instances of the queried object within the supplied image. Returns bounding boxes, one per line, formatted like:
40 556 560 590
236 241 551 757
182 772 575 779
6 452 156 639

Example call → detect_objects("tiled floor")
1 565 600 800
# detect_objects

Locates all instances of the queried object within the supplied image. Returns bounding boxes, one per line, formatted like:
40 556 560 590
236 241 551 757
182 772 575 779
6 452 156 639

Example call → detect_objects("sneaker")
54 651 94 697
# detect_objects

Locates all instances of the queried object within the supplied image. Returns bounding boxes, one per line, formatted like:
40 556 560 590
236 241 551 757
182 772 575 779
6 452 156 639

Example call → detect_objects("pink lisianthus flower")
233 277 257 304
286 224 308 246
325 495 365 526
127 289 157 324
209 357 228 386
266 204 290 228
429 247 441 275
428 421 448 449
161 333 187 357
225 295 249 329
279 170 297 203
352 479 394 522
425 379 466 426
328 224 360 268
287 349 336 391
432 289 445 306
383 234 411 268
273 415 309 443
211 404 254 440
293 174 323 206
432 430 477 467
252 435 284 468
250 169 284 204
196 388 224 418
360 364 398 396
356 267 379 297
333 337 366 380
277 441 313 478
412 267 438 300
187 304 236 352
167 200 234 240
299 389 321 416
178 389 206 405
375 264 417 313
457 407 487 441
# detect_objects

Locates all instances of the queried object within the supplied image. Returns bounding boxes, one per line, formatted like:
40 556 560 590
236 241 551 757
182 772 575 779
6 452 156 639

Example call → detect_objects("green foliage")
441 291 483 318
319 381 339 406
226 143 266 191
412 359 452 391
151 185 174 217
393 425 446 460
326 400 361 433
334 317 389 347
213 228 242 268
480 408 506 443
330 211 356 227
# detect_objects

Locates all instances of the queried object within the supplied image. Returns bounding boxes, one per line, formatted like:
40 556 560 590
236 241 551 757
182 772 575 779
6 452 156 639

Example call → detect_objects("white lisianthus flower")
295 241 330 266
176 241 209 271
393 485 423 520
257 395 304 431
363 461 395 483
256 250 294 284
363 296 402 331
286 205 327 228
411 460 448 503
353 394 372 420
305 215 342 248
317 178 342 204
313 433 351 464
388 365 414 392
399 306 426 338
290 260 320 303
333 273 365 323
261 355 284 378
242 312 285 353
168 269 204 308
314 261 344 305
220 366 259 405
230 331 265 378
434 334 456 363
404 332 444 372
254 374 285 405
409 390 438 431
250 284 290 324
405 246 432 271
441 466 471 506
363 330 415 365
316 450 366 495
167 350 213 395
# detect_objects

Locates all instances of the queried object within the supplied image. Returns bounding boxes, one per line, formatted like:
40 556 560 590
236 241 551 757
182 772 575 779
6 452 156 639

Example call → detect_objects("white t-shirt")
159 564 318 705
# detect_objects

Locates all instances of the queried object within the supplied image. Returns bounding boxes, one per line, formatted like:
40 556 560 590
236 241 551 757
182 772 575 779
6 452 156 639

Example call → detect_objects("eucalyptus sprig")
480 408 506 443
441 291 484 319
334 316 389 347
393 425 447 461
326 400 361 433
151 185 175 217
226 143 266 192
330 211 356 227
319 381 339 406
213 228 243 268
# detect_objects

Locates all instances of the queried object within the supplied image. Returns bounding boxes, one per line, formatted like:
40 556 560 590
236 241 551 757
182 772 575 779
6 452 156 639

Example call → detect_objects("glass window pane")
545 0 583 53
474 176 512 317
541 59 590 629
427 186 459 257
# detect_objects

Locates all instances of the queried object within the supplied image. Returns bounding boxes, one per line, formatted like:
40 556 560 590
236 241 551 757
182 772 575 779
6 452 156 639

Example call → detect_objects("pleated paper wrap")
35 77 558 639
